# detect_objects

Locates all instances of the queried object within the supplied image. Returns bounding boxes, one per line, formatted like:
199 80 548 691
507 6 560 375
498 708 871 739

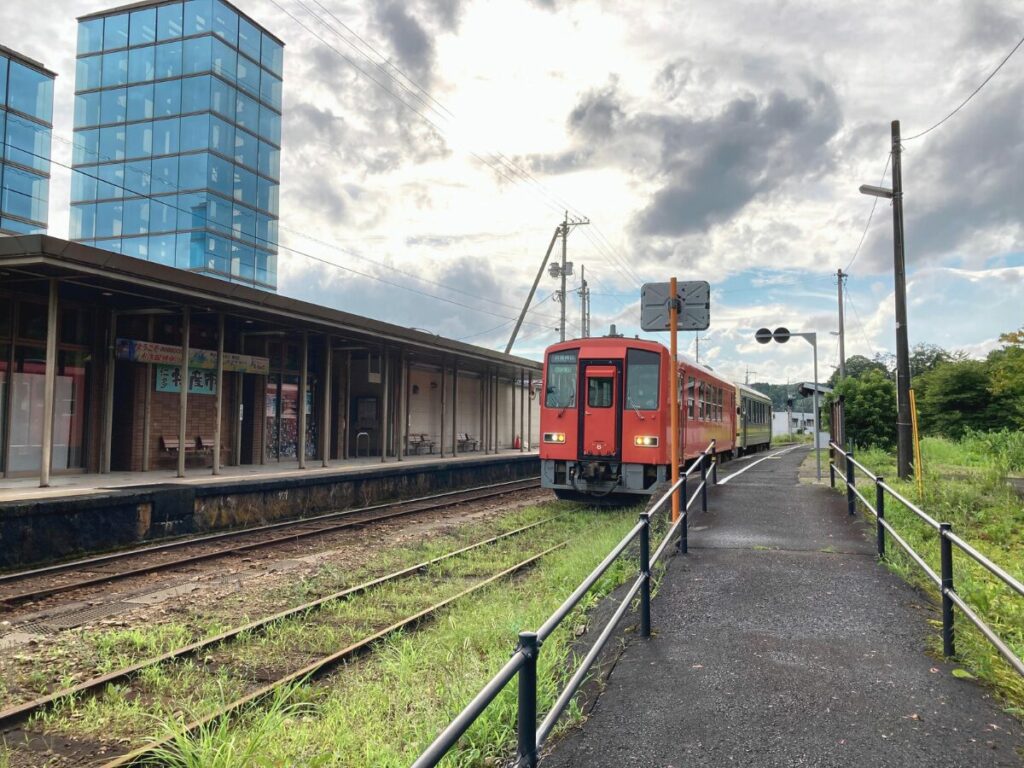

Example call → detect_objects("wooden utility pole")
837 269 847 379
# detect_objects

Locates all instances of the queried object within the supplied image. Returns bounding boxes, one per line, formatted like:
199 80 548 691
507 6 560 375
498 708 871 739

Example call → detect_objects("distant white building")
773 411 817 437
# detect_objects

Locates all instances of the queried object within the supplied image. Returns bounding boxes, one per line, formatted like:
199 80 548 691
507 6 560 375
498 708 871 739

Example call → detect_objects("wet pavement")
544 446 1023 767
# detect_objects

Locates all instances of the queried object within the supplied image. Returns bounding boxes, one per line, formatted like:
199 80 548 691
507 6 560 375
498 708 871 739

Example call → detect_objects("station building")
69 0 284 290
0 236 541 488
0 45 56 236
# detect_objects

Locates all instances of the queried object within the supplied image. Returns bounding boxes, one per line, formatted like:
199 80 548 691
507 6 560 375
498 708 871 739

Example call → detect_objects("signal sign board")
773 327 791 343
640 281 711 332
755 327 773 344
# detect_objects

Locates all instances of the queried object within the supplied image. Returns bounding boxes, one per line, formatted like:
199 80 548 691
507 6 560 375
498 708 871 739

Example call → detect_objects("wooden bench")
197 435 216 454
407 433 436 455
457 432 479 452
161 435 196 454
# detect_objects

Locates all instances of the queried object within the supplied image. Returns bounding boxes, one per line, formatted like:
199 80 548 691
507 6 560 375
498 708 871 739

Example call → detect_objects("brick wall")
128 365 239 471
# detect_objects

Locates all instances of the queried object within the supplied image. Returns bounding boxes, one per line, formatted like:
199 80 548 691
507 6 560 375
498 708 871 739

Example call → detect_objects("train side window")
588 377 613 408
687 376 695 419
625 348 659 410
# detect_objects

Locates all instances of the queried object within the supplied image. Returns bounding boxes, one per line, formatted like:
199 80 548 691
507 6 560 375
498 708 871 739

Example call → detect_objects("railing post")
700 454 708 513
678 474 688 554
875 476 886 558
845 450 856 516
940 523 955 658
711 455 718 485
829 446 836 488
517 631 539 768
639 513 651 638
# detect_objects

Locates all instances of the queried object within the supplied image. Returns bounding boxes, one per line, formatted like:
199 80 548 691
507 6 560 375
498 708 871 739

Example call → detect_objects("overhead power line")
13 140 561 330
845 153 892 273
284 0 649 293
904 32 1024 141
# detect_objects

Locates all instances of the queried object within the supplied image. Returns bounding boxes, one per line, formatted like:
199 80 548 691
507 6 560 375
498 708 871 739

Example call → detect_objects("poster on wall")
156 365 217 395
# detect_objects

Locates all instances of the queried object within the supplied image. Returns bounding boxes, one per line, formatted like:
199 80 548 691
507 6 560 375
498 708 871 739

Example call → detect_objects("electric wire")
845 290 878 360
903 32 1024 141
35 125 563 324
287 0 651 295
844 153 892 273
13 139 560 329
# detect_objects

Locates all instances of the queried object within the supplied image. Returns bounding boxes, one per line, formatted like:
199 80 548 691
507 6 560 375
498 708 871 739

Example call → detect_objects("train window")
687 377 695 419
545 349 578 408
588 377 613 408
625 349 659 410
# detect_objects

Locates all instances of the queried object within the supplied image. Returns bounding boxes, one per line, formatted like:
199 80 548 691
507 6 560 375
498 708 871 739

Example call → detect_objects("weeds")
841 436 1024 710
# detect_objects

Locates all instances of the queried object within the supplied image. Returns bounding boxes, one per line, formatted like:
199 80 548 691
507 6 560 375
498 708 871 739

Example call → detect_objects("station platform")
545 446 1023 767
0 450 539 570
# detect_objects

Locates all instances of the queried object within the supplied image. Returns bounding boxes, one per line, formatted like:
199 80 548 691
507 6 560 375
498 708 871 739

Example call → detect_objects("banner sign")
116 338 269 375
156 365 217 395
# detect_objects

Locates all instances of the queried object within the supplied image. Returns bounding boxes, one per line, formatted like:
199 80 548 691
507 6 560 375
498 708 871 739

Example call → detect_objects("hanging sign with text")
155 365 217 395
116 338 269 374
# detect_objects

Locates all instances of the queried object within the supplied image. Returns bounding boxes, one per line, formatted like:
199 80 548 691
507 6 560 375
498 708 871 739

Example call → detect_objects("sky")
3 0 1022 386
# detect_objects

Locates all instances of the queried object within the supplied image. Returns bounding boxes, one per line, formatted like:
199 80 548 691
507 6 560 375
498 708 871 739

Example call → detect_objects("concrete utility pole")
859 119 912 480
554 212 590 342
890 121 912 480
694 333 700 363
578 265 590 338
837 268 847 379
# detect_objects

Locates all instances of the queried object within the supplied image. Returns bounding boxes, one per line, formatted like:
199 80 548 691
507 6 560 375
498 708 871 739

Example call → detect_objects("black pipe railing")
829 442 1024 678
412 440 718 768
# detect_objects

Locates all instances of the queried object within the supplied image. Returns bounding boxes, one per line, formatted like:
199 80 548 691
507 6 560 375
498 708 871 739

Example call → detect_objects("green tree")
987 327 1024 429
827 354 888 387
916 360 999 438
826 369 897 450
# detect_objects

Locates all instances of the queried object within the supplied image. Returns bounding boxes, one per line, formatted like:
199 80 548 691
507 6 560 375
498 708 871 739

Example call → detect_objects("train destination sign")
640 281 711 332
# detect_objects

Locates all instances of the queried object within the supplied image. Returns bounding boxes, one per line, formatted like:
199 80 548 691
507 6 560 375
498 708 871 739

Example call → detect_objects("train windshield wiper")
627 396 645 420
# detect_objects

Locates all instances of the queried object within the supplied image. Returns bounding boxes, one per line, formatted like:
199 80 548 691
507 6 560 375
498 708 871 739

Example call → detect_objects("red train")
540 335 759 500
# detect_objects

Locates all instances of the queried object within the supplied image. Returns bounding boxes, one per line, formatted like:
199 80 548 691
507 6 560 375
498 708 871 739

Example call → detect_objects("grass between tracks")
17 503 650 766
144 504 646 767
834 431 1024 714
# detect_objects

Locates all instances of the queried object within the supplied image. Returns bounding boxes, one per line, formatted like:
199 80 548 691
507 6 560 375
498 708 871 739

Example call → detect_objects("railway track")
0 517 566 767
0 477 541 607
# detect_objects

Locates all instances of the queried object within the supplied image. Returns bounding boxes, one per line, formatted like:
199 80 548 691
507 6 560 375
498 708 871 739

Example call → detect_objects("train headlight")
543 432 566 444
634 436 659 447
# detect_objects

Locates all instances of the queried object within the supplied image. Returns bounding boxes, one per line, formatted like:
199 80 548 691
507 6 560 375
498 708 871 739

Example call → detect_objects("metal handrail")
827 441 1023 679
412 440 718 768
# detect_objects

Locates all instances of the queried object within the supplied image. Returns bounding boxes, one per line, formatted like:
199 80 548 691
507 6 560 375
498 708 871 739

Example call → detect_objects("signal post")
641 279 711 523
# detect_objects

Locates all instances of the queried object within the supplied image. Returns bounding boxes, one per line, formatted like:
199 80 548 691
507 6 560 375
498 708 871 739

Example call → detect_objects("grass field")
841 429 1024 714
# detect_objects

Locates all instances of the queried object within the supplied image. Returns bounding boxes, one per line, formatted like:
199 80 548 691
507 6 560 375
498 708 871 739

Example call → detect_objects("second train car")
540 335 740 500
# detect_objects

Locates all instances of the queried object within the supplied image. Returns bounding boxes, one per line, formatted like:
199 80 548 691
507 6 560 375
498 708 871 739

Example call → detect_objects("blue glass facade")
0 46 55 236
70 0 283 290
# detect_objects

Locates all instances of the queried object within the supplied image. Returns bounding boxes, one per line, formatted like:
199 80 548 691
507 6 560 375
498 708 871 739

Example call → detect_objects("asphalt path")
544 446 1023 767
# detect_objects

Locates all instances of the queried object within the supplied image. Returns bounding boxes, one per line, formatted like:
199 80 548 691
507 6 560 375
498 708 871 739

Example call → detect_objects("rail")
829 442 1024 678
412 440 719 768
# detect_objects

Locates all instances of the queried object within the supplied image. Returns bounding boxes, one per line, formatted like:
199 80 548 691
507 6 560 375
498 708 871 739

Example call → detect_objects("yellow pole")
909 388 924 500
670 276 680 522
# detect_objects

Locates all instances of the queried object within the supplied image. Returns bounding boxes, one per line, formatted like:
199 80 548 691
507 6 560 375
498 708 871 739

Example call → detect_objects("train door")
741 396 749 450
579 363 621 458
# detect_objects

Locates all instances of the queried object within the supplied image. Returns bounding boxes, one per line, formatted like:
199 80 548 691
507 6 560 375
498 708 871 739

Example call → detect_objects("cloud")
373 0 435 85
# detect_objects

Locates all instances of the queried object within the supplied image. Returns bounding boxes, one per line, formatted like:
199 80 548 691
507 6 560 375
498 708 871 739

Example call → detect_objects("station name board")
116 338 270 375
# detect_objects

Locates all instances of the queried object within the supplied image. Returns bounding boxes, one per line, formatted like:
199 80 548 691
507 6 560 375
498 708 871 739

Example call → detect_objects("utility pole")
837 268 847 379
552 212 590 342
891 120 912 480
694 333 699 363
578 265 590 338
859 120 912 480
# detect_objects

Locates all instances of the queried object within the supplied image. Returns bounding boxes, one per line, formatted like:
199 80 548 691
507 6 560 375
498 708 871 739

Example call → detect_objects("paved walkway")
545 446 1023 767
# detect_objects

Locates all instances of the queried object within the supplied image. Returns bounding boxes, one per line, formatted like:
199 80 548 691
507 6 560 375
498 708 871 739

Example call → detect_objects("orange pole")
670 276 680 522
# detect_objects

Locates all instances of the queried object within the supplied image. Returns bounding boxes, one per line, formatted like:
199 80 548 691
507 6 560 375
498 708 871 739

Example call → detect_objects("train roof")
545 337 735 386
736 382 773 401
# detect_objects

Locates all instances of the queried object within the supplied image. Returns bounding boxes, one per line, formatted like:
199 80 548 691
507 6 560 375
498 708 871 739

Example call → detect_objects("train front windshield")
546 350 578 408
625 349 659 410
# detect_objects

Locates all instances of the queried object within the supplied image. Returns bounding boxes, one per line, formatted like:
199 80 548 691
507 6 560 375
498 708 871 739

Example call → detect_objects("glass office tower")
70 0 283 290
0 45 55 235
